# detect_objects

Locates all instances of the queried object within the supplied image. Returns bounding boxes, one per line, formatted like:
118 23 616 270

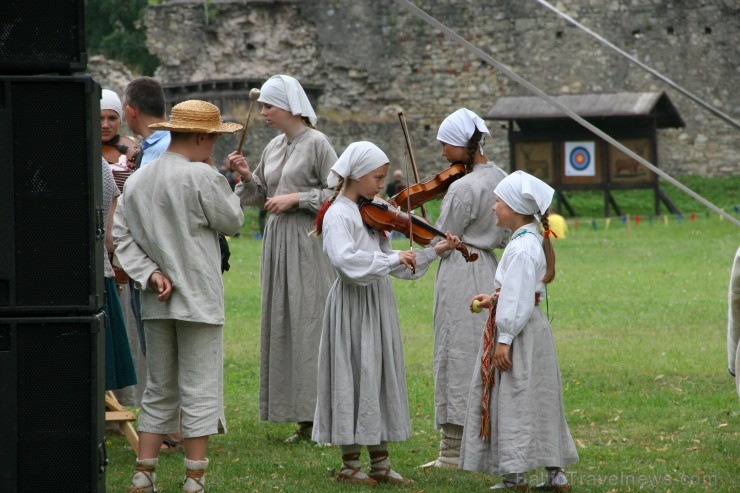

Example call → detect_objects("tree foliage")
85 0 160 75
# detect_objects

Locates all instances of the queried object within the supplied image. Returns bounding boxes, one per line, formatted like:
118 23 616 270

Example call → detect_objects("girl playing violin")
461 171 577 491
421 108 510 469
311 142 461 486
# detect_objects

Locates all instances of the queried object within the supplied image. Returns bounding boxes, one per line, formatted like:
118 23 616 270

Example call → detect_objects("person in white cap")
461 170 578 491
101 88 139 167
99 89 138 398
310 141 462 486
228 74 338 443
420 108 510 470
113 100 244 493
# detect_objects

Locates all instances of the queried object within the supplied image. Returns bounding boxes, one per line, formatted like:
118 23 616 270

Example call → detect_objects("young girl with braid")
421 108 510 469
461 171 577 491
311 141 462 486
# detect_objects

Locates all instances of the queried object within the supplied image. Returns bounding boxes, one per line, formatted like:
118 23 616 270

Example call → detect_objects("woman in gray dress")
230 75 337 442
421 108 510 469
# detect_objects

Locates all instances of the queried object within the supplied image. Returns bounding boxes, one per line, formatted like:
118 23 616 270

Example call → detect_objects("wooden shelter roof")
485 91 684 129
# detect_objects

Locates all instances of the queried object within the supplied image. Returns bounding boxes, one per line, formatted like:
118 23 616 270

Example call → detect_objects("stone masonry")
144 0 738 177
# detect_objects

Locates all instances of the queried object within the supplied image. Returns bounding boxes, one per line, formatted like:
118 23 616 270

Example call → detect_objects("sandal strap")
135 464 156 474
340 465 364 477
186 469 205 480
504 480 526 487
503 478 529 490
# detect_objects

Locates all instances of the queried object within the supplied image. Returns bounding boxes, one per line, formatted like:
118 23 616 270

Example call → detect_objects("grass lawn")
106 196 739 492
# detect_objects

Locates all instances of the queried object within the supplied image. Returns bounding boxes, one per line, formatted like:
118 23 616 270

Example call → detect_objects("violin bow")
397 111 429 222
402 150 416 274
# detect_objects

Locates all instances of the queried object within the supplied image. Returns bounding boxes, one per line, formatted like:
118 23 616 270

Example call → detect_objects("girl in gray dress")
463 171 578 491
421 108 509 469
230 75 337 442
311 142 461 486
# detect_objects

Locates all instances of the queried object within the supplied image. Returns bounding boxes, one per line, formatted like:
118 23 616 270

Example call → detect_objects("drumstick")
236 88 261 155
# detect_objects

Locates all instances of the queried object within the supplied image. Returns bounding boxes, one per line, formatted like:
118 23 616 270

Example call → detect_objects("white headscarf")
258 75 317 125
327 141 389 188
437 108 491 154
494 170 554 222
100 89 123 118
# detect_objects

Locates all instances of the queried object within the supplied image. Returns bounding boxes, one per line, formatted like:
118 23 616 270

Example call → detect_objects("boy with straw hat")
113 100 244 493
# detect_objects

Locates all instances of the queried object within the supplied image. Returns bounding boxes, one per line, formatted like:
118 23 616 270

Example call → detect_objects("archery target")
564 141 596 176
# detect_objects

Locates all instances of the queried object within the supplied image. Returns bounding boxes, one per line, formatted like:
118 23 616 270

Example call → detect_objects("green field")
106 192 739 492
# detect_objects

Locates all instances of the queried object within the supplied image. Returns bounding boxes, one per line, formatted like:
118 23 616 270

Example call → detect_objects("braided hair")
540 210 556 283
310 177 344 236
464 128 483 170
301 116 316 129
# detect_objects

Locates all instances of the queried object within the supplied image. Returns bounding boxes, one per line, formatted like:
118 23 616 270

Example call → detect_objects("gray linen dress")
461 223 578 475
235 128 337 422
432 162 509 427
312 196 439 445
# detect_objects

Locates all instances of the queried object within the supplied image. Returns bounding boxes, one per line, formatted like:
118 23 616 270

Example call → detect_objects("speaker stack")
1 1 107 492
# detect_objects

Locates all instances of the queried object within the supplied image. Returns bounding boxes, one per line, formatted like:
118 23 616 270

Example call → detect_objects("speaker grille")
0 280 8 307
0 324 9 351
17 323 93 490
0 1 85 70
12 80 91 307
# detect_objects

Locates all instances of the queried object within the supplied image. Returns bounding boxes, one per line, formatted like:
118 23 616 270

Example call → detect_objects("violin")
103 135 140 169
390 162 467 212
358 197 478 263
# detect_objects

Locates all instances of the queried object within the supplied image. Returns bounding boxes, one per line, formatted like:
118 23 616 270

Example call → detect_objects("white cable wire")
534 0 739 130
394 0 740 227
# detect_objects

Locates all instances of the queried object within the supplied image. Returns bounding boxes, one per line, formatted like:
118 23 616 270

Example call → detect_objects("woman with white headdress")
420 108 510 469
310 141 461 486
99 89 138 393
229 75 337 442
462 171 578 491
101 88 139 168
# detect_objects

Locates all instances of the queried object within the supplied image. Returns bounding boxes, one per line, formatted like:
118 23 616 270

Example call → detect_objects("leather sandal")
183 468 206 493
490 479 530 491
129 464 157 493
369 467 415 485
284 425 312 444
335 465 378 486
533 468 571 492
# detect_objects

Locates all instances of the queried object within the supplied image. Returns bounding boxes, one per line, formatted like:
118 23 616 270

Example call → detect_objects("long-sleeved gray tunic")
235 127 337 422
432 162 509 427
113 152 244 325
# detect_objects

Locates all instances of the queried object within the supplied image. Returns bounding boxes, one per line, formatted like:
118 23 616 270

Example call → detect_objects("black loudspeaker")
0 313 106 492
0 75 104 314
0 0 87 74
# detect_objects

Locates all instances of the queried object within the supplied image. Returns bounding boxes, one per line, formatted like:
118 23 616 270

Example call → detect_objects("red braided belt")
479 289 541 439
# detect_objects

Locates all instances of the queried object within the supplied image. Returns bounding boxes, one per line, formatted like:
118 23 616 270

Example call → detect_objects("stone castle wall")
145 0 738 177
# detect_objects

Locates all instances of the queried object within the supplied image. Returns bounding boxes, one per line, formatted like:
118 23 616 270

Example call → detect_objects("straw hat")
149 100 243 133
